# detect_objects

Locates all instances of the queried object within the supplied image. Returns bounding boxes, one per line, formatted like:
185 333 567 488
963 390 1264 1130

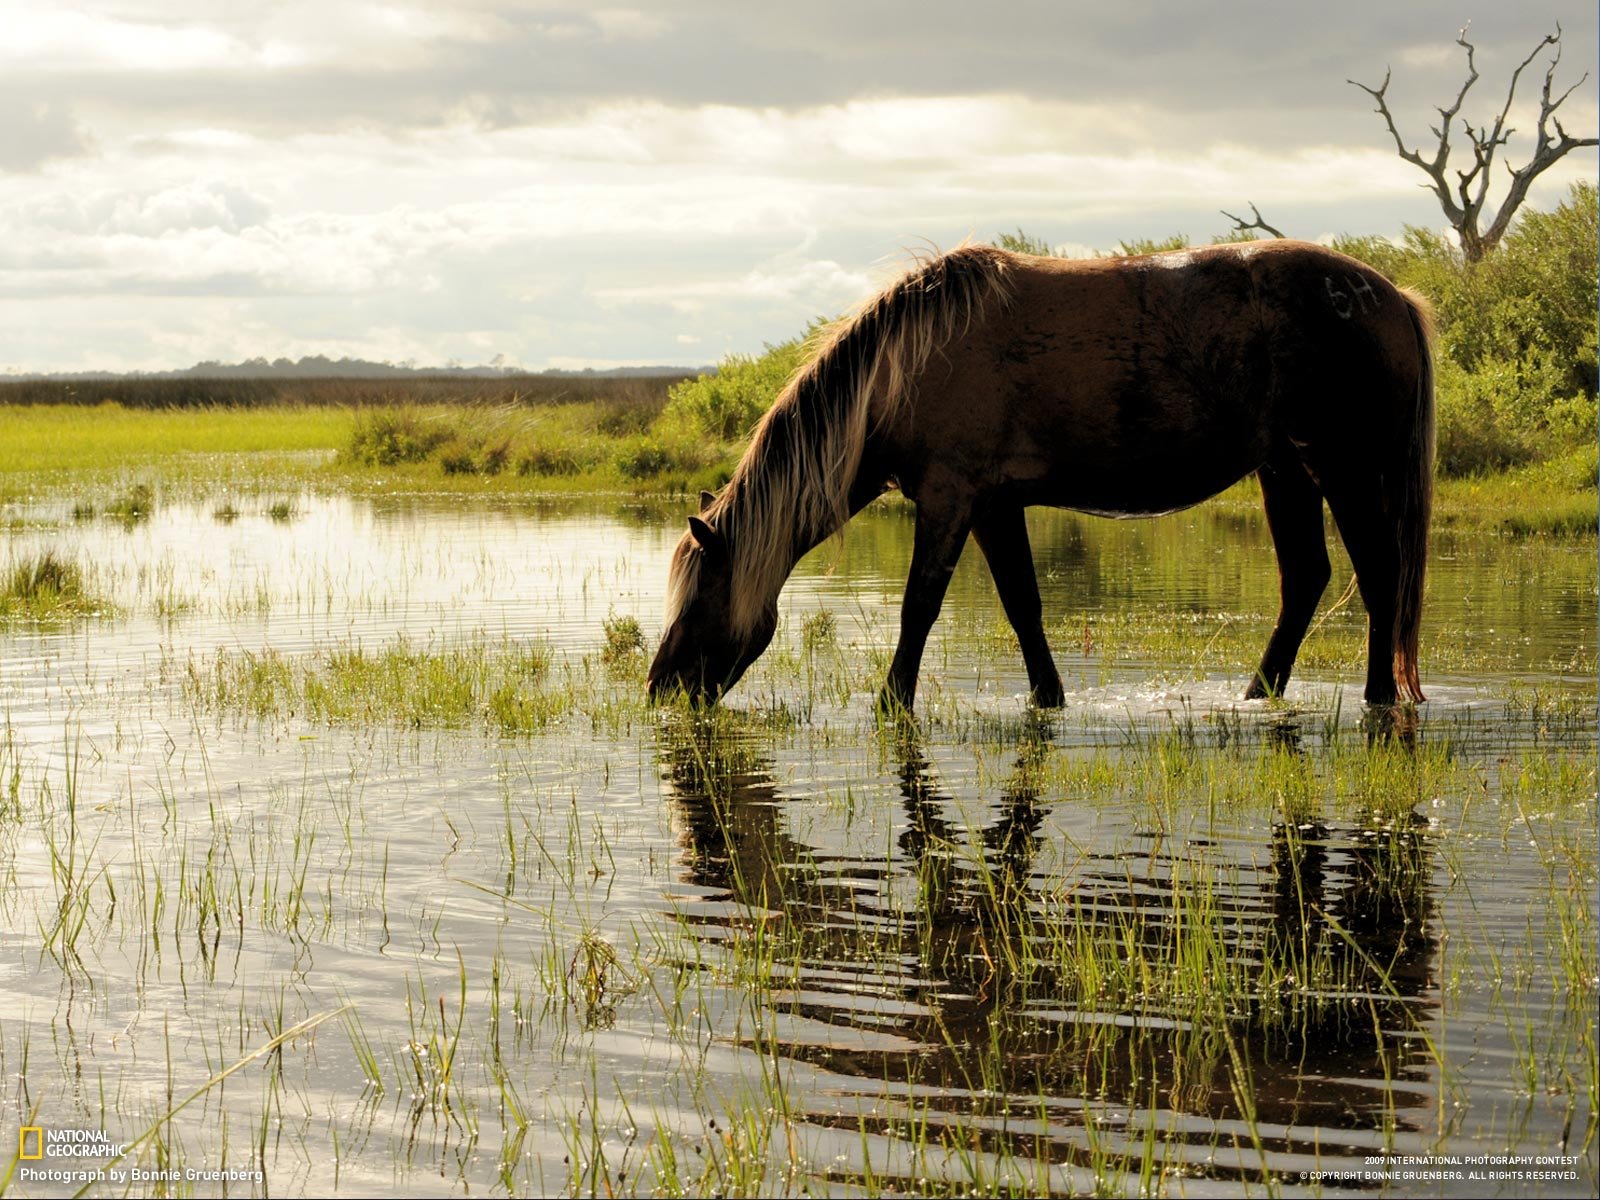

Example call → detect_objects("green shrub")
437 439 476 475
344 408 452 466
615 434 716 481
1111 234 1189 257
435 437 511 476
479 440 510 475
662 326 819 441
1337 185 1598 476
615 438 675 479
996 229 1056 256
516 443 583 477
1434 358 1539 476
595 393 662 437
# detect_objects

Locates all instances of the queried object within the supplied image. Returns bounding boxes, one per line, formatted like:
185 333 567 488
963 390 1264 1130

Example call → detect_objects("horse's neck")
787 446 892 565
723 405 890 623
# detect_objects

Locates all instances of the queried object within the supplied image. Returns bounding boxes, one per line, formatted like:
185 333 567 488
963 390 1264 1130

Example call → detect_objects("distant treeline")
0 372 698 411
7 355 703 382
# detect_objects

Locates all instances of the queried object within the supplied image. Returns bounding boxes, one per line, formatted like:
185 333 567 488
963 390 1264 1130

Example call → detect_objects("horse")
646 240 1435 712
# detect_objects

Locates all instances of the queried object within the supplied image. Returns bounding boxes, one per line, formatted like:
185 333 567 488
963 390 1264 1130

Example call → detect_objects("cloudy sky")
2 2 1594 373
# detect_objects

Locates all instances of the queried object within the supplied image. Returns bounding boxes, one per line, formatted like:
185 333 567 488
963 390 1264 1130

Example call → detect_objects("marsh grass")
2 672 1596 1195
640 699 1596 1184
344 406 456 466
0 488 1594 1195
186 637 577 733
0 550 105 620
104 482 156 524
602 613 647 668
3 393 1593 532
1433 444 1599 537
0 402 349 480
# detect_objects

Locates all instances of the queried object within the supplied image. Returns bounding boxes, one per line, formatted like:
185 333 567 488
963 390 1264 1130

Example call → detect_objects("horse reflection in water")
657 718 1438 1193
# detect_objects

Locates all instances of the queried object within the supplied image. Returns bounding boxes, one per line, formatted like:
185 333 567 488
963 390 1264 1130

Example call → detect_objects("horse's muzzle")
645 668 717 707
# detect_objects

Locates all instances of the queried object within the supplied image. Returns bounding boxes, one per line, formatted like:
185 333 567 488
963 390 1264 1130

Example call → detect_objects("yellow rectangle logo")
18 1127 43 1160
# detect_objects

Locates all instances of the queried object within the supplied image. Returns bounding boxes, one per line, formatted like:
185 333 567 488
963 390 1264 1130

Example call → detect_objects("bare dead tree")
1350 22 1597 263
1219 202 1285 239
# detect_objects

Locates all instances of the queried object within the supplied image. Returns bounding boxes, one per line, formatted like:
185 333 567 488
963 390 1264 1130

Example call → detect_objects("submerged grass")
185 637 576 733
4 654 1596 1194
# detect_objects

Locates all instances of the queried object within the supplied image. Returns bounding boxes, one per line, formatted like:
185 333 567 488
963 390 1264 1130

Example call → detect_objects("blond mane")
666 245 1015 636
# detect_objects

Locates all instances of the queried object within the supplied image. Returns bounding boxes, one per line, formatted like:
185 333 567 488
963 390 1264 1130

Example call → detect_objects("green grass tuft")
105 482 155 524
0 551 104 619
186 637 571 732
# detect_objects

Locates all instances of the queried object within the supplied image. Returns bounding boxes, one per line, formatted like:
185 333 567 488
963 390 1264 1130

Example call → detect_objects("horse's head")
647 512 777 705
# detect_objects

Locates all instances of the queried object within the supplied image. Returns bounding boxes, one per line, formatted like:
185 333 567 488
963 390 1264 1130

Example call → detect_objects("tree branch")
1482 25 1600 249
1349 43 1469 226
1219 203 1285 239
1353 21 1598 261
1457 28 1558 219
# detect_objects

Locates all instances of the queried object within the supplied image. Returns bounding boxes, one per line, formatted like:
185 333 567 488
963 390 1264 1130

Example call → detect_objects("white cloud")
2 5 251 72
0 99 92 170
596 259 872 315
1397 41 1461 68
0 1 512 75
590 8 673 40
0 5 1593 374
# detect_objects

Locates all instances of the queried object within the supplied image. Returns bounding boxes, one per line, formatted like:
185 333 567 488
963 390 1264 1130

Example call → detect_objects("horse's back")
888 241 1425 513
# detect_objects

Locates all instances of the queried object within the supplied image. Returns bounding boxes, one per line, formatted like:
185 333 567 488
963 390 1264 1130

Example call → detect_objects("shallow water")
1 493 1594 1197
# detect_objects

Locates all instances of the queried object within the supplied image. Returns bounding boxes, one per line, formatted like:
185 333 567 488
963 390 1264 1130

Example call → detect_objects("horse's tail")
1393 288 1435 702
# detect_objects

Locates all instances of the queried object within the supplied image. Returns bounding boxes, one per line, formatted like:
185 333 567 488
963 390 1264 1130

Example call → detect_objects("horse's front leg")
881 492 974 713
973 504 1065 707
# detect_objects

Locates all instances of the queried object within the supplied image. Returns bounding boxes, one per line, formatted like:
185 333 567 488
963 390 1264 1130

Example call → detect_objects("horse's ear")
699 490 716 512
687 516 724 559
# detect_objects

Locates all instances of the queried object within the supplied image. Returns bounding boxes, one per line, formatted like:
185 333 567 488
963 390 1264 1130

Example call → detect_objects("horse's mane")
667 244 1015 637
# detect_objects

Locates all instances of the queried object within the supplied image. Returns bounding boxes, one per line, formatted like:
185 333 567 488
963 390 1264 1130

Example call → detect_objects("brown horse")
647 240 1434 711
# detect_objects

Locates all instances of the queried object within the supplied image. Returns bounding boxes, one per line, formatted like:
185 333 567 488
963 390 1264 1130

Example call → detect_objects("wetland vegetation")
0 194 1594 1196
0 490 1593 1197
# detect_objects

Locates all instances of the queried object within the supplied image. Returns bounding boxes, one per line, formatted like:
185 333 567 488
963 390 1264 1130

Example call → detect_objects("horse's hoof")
1031 682 1066 708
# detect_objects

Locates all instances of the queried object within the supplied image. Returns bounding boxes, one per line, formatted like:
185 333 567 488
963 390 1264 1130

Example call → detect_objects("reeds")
0 550 104 619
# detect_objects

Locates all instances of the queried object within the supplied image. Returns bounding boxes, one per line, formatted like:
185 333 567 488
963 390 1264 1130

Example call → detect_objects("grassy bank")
3 396 1592 536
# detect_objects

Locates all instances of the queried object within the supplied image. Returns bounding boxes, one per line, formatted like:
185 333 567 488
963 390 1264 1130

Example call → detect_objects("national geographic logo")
15 1125 263 1187
19 1126 127 1158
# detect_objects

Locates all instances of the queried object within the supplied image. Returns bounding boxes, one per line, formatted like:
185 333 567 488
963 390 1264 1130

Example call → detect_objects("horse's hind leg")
1322 484 1403 705
1247 459 1331 699
973 504 1065 707
882 489 975 712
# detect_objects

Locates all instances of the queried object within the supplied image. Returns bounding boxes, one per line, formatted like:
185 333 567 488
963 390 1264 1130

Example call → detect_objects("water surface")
1 493 1593 1197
